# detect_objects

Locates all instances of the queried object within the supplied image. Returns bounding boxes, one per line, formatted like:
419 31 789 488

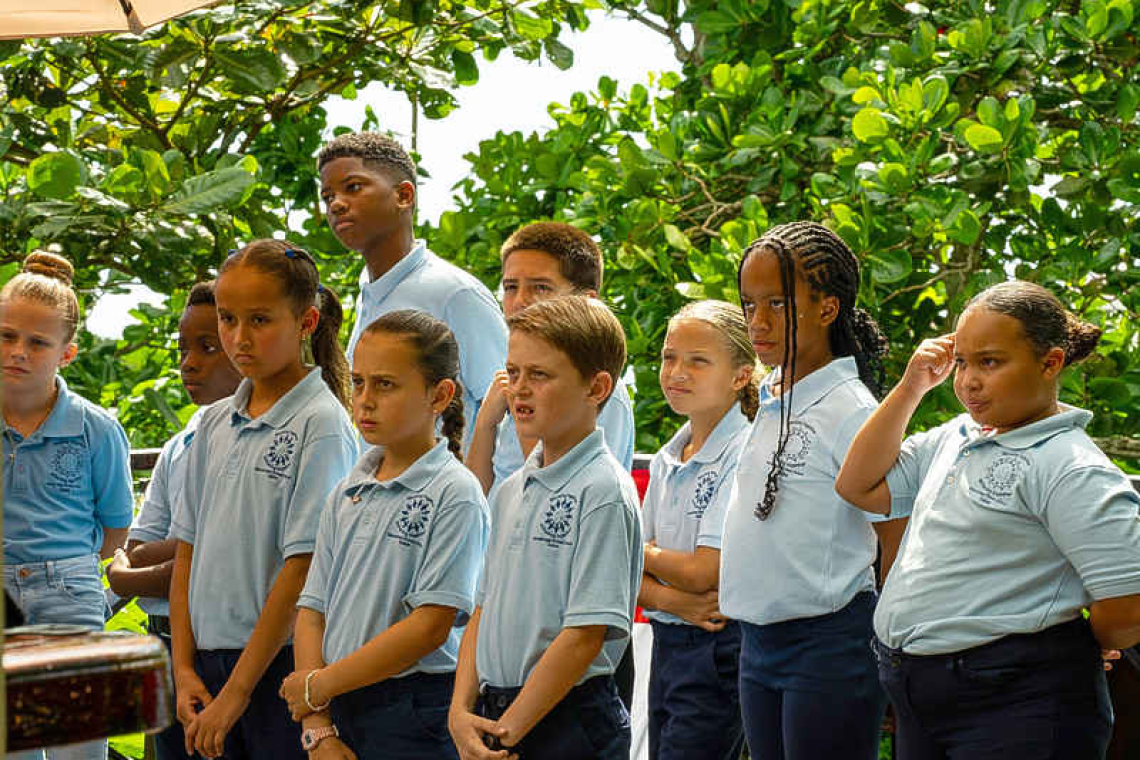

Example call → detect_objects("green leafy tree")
428 0 1140 466
0 0 588 446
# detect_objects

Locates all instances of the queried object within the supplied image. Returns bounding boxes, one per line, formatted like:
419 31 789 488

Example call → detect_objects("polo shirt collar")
961 404 1092 451
344 438 452 498
523 429 606 492
39 376 84 438
229 367 327 428
660 407 749 468
357 240 428 302
759 356 858 416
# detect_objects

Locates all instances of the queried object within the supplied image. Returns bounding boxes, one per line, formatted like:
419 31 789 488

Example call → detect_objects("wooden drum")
5 626 173 751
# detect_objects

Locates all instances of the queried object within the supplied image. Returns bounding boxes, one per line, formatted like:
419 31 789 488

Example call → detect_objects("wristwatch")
301 725 339 751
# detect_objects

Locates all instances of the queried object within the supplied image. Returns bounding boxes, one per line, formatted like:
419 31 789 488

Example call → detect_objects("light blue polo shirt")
642 408 749 626
345 241 508 449
875 406 1140 655
491 376 636 488
170 368 359 650
298 440 489 674
128 409 203 616
475 429 643 689
720 357 884 627
3 376 133 564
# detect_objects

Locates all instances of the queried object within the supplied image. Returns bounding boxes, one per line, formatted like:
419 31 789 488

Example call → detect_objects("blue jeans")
5 554 108 760
648 620 744 760
331 671 457 759
875 618 1113 760
477 675 630 759
738 591 886 760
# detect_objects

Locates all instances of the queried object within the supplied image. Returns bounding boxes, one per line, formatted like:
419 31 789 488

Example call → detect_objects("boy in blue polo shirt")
449 296 642 760
465 221 636 495
317 132 507 450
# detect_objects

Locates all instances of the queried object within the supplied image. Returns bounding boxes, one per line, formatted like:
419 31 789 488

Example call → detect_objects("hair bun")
22 251 75 286
1064 316 1102 366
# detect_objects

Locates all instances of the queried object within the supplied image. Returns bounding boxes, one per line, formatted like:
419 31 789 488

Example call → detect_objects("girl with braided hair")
719 221 900 760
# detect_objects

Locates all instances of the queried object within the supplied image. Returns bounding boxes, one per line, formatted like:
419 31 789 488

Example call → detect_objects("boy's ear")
1041 346 1066 379
58 342 78 369
300 305 320 337
395 180 416 212
431 378 457 414
587 370 614 408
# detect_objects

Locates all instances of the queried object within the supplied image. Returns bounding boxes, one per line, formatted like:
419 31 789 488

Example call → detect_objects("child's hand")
478 370 512 429
105 548 130 591
174 669 213 742
448 706 514 760
901 334 955 395
672 589 727 632
279 668 319 721
1103 649 1122 671
186 685 250 758
312 737 357 760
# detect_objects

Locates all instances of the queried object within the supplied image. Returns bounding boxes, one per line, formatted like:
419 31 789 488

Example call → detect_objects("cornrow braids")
738 221 889 520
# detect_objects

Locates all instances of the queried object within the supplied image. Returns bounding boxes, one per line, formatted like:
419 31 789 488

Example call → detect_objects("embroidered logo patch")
535 494 577 547
44 442 85 493
970 451 1029 507
256 430 298 480
389 494 433 546
782 421 816 474
688 470 719 518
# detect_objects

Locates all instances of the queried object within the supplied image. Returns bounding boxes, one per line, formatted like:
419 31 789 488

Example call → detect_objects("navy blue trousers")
148 617 187 760
648 620 744 760
739 591 886 760
330 671 458 759
477 675 630 759
188 647 305 760
875 618 1113 760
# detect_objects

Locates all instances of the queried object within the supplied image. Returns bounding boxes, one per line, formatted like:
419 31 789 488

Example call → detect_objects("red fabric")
632 468 651 624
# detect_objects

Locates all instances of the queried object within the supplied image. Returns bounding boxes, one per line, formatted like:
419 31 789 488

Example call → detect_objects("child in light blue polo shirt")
169 242 358 760
317 132 507 450
279 310 489 759
449 296 642 760
838 281 1140 760
719 222 897 760
2 251 134 760
465 221 636 497
637 301 757 760
105 281 241 760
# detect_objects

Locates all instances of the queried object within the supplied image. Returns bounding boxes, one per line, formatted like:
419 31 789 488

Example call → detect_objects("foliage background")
1 0 1138 466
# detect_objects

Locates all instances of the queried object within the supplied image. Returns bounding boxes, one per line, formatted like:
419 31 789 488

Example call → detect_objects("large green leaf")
27 152 86 199
963 123 1004 153
162 167 257 215
852 108 889 142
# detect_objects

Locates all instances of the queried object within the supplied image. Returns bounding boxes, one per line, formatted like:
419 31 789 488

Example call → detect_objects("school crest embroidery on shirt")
535 494 576 548
389 494 433 547
44 441 85 493
688 470 719 518
970 451 1029 508
256 430 298 480
782 421 816 475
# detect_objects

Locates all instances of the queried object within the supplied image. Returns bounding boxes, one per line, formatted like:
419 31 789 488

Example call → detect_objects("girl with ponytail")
169 240 358 759
838 281 1140 759
719 221 898 760
2 252 133 760
637 299 756 760
281 309 489 759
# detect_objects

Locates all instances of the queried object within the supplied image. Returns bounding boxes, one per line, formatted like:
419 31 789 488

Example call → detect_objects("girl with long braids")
719 221 900 760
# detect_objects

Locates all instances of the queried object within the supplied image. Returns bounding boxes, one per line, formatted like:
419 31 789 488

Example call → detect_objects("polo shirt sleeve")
1039 463 1140 601
696 456 742 549
564 500 637 639
282 432 359 558
443 287 507 405
297 491 339 614
405 499 489 625
170 420 208 545
130 435 177 544
599 384 636 470
831 407 893 524
639 458 663 545
91 415 134 530
884 424 944 520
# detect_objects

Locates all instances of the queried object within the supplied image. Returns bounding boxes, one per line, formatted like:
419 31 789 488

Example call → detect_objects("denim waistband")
480 674 615 711
873 618 1097 669
651 618 740 646
3 553 100 582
